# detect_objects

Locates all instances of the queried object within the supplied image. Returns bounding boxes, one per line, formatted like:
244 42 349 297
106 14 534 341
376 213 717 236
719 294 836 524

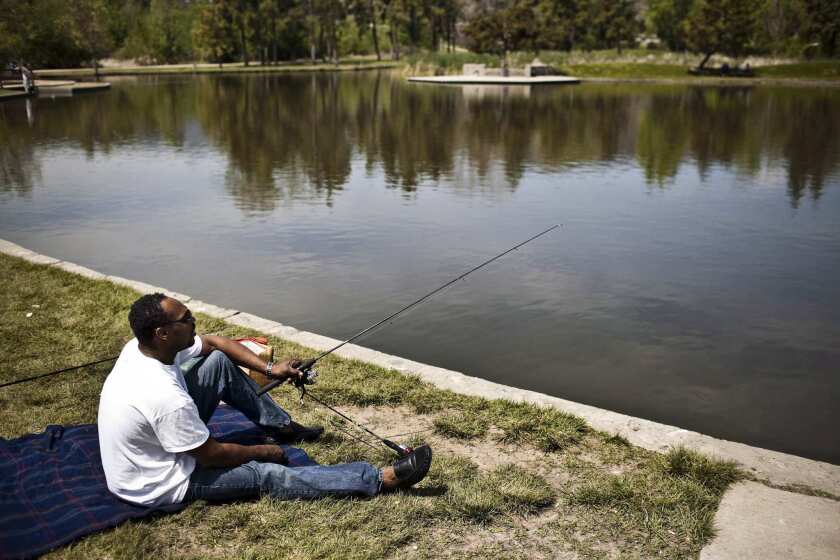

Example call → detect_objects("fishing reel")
293 367 318 387
291 358 318 402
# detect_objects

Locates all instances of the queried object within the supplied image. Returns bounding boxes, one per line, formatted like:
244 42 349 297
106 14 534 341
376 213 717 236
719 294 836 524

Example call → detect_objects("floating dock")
0 79 111 98
408 75 580 85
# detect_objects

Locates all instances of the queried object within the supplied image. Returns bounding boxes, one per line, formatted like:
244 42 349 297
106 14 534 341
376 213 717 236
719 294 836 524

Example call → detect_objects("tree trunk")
409 5 417 54
391 27 400 60
271 20 277 65
330 13 339 64
240 26 249 66
699 51 713 69
445 17 451 52
307 0 316 62
370 0 381 61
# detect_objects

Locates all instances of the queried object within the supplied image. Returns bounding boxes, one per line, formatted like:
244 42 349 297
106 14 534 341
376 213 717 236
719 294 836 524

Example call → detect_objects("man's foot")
381 445 433 491
266 421 324 443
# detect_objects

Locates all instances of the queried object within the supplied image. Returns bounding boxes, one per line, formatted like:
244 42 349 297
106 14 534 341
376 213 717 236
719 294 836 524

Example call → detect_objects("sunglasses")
164 312 195 326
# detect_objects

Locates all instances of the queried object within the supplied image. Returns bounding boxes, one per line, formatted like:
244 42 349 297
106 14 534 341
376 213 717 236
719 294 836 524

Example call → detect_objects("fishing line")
326 420 382 453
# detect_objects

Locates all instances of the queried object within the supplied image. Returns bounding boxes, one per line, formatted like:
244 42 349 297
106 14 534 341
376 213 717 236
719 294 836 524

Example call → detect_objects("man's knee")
250 461 300 496
203 349 235 371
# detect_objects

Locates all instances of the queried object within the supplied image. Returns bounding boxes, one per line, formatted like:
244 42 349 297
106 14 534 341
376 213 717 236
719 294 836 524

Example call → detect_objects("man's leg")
183 460 382 502
183 350 291 430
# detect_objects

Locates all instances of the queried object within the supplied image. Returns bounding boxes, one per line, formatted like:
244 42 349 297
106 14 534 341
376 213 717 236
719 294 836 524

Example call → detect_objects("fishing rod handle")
256 358 317 396
383 439 412 457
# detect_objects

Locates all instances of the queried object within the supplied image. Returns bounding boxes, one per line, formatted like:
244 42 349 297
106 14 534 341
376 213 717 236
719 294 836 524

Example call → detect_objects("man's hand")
260 445 286 465
188 438 287 468
273 359 304 384
198 335 305 384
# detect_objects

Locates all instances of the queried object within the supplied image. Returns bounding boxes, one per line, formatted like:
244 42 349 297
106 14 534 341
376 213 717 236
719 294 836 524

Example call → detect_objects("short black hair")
128 293 169 345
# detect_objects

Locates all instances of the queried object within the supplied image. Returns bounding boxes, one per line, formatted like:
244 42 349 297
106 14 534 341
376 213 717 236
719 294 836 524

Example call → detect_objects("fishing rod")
258 224 559 398
1 328 224 390
0 356 119 390
258 225 560 455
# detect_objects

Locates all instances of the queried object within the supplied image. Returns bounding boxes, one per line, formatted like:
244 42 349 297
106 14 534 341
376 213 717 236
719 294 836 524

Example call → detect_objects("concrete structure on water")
409 59 580 85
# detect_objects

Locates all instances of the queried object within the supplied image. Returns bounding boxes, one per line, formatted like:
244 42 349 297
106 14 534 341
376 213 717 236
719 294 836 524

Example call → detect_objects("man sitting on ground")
98 293 432 506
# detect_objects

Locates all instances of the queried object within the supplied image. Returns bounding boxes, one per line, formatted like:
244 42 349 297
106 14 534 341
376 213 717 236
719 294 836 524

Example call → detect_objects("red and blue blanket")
0 405 316 559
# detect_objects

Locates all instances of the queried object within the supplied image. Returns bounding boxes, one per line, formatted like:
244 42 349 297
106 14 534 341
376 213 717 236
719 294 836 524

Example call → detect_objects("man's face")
157 297 196 352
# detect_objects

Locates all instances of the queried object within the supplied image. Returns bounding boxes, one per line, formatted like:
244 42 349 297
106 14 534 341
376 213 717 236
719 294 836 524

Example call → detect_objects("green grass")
0 252 744 558
433 411 489 440
566 62 689 79
755 60 840 80
402 49 840 82
565 448 742 553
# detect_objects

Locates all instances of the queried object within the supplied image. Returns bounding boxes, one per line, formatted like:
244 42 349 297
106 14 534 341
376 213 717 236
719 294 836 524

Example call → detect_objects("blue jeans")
181 350 382 502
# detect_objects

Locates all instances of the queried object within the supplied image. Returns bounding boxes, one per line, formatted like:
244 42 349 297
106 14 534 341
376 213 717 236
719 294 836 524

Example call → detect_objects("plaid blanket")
0 405 317 559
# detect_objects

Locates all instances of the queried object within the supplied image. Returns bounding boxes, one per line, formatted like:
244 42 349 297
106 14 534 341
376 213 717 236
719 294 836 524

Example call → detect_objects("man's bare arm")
198 335 302 381
187 437 285 468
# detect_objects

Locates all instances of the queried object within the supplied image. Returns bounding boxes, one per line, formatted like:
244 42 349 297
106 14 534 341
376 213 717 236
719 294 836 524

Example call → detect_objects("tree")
684 0 761 68
68 0 114 74
383 0 409 60
802 0 840 57
193 0 236 66
532 0 577 51
600 0 639 53
0 0 26 64
148 0 195 63
648 0 694 51
754 0 808 56
463 0 536 64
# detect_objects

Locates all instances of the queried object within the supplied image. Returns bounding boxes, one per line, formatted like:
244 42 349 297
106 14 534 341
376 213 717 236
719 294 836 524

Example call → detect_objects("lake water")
1 72 838 464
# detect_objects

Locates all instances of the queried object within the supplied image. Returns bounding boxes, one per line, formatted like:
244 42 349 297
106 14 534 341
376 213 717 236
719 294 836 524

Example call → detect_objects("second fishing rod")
257 225 560 456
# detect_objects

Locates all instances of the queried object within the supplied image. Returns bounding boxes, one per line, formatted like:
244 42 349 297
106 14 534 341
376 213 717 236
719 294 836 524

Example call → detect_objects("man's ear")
154 326 168 341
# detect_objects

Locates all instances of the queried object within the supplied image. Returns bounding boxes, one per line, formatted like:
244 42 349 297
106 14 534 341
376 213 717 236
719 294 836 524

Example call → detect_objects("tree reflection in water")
0 73 838 209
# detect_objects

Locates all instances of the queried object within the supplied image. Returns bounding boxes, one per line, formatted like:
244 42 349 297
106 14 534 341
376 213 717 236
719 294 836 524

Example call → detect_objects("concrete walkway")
1 237 838 558
701 482 840 559
1 79 111 96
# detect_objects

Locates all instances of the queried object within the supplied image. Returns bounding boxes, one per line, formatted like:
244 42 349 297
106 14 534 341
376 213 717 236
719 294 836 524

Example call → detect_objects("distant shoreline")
28 57 840 88
33 60 399 78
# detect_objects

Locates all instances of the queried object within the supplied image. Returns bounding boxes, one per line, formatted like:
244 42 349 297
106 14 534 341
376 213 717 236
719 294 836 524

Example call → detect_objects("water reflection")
1 74 838 209
0 103 41 197
1 73 839 463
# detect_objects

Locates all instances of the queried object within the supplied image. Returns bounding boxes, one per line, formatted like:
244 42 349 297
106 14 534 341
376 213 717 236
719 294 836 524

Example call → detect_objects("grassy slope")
403 50 840 82
0 253 742 559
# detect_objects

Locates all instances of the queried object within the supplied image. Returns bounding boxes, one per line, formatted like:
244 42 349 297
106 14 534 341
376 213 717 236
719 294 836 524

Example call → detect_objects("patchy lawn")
0 252 742 559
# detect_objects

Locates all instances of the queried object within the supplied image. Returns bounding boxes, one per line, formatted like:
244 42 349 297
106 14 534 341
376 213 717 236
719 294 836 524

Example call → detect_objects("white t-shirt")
98 336 209 507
